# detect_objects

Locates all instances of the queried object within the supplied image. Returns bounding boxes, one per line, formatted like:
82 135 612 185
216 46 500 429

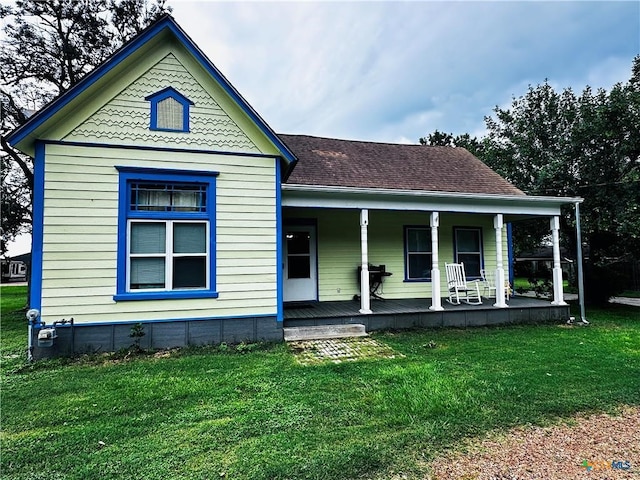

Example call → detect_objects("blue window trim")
145 87 194 132
453 226 484 280
403 225 432 282
114 166 219 301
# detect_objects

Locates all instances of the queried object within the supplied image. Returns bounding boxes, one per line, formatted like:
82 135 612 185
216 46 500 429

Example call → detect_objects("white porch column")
359 209 372 314
550 216 567 306
493 214 507 308
429 212 444 311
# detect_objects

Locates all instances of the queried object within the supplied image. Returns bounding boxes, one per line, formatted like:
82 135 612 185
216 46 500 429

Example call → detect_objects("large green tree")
421 57 640 300
0 0 171 254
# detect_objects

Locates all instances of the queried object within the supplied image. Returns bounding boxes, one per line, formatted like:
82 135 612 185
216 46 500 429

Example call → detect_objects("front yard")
1 285 638 479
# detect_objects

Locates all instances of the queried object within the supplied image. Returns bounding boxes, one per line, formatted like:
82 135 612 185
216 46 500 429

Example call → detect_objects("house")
1 252 29 283
6 16 583 359
515 246 576 281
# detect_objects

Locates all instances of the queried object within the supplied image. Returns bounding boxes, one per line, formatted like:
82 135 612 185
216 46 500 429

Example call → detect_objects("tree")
0 0 171 254
419 129 486 159
422 57 640 301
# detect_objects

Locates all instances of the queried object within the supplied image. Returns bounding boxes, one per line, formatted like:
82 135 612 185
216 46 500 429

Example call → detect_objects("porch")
284 296 571 330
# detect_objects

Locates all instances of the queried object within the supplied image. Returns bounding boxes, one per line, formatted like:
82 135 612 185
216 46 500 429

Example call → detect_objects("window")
115 167 218 301
454 227 483 279
404 226 432 281
145 87 194 132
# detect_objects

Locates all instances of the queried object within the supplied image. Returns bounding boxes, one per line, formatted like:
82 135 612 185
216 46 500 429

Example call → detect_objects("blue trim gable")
6 16 297 168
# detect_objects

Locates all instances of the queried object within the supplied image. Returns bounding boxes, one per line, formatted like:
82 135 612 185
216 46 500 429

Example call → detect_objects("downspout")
574 202 588 324
507 223 514 297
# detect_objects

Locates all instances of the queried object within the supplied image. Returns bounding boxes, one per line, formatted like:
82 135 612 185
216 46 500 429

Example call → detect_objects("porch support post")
359 209 372 314
550 216 567 306
493 214 507 308
429 212 444 311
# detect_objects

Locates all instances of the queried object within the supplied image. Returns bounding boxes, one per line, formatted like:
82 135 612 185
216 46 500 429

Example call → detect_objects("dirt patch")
428 406 639 479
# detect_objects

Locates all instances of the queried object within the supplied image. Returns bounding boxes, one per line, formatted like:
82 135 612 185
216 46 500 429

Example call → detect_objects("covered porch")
284 296 571 330
282 187 582 319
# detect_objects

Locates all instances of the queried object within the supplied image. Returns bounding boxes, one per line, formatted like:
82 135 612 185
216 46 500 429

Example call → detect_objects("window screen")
156 97 184 131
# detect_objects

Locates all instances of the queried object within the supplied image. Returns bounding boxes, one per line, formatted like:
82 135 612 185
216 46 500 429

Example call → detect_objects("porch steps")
283 324 368 342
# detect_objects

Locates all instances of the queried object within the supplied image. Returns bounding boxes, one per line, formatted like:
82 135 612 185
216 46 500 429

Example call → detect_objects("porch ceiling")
281 184 582 217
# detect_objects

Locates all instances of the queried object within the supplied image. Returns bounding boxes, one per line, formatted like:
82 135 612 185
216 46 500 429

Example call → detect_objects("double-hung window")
454 227 483 279
404 226 432 281
115 167 219 301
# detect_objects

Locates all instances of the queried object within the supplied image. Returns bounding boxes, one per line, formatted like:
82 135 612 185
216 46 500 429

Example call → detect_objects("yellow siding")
284 208 509 302
39 143 277 325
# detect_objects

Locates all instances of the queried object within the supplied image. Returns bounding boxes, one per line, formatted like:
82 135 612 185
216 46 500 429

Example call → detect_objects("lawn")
2 285 639 480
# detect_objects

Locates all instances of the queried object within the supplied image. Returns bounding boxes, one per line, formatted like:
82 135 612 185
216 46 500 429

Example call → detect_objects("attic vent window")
145 87 194 133
157 97 183 130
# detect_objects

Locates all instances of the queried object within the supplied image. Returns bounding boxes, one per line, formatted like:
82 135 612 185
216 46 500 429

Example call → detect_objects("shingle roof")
279 134 525 196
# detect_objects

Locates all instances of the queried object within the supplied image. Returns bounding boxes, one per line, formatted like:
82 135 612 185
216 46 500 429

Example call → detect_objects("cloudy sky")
169 0 640 144
4 0 639 256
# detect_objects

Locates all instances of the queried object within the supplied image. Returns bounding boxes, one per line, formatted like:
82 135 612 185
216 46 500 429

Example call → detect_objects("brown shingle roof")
280 134 525 196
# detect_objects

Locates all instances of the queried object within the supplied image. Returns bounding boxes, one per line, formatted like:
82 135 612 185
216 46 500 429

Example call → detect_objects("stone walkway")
288 337 403 365
610 296 640 307
519 291 640 307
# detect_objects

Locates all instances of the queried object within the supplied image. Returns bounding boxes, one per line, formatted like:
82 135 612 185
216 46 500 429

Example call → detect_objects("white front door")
283 225 318 302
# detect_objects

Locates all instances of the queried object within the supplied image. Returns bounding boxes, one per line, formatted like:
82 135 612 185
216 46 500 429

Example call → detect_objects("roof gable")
7 15 296 166
64 52 261 152
280 134 525 196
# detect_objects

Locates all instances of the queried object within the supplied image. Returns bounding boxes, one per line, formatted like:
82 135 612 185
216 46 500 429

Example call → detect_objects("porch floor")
283 296 571 330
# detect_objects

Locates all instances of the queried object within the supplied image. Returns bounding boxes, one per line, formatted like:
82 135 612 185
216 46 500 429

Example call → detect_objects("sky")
4 0 640 257
169 0 640 143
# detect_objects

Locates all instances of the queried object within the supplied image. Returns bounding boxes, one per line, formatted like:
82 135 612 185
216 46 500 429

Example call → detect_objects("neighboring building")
515 246 575 280
7 16 580 358
1 253 29 282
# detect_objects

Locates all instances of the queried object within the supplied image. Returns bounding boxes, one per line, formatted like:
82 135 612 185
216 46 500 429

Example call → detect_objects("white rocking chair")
445 263 482 305
480 269 497 298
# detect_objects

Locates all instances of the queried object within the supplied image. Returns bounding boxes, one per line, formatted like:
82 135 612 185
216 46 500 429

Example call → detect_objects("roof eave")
281 183 583 216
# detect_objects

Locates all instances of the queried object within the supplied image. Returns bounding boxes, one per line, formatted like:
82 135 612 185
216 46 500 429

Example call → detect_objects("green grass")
2 285 639 479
